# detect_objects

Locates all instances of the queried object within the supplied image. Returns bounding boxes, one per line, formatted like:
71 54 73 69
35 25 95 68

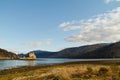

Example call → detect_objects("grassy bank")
0 60 120 80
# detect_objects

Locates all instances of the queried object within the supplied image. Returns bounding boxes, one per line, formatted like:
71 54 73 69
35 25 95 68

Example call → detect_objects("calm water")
0 58 120 70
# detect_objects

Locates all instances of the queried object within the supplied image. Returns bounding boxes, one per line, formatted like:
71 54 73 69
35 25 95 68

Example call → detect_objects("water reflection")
28 61 35 66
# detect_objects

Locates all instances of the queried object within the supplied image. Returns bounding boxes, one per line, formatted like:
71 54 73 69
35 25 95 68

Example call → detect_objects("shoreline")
0 60 120 80
0 57 120 60
0 59 120 72
0 59 120 70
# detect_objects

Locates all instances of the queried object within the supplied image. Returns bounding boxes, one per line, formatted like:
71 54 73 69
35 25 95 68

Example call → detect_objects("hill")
29 50 57 58
19 50 57 58
50 43 109 58
19 41 120 59
0 48 18 59
80 41 120 58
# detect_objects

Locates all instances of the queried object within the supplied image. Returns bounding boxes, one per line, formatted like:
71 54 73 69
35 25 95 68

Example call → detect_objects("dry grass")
0 61 120 80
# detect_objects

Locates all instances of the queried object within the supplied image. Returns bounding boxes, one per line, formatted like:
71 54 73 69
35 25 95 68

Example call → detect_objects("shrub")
98 67 109 76
110 65 120 80
53 76 68 80
110 65 120 73
87 67 93 74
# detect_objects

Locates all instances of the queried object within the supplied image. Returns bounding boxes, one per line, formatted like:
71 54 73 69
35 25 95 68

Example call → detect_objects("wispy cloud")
23 41 42 48
59 7 120 43
59 21 81 31
104 0 120 3
22 39 52 48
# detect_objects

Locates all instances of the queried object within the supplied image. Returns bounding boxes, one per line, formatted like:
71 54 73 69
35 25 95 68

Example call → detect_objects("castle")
19 52 37 60
28 52 36 59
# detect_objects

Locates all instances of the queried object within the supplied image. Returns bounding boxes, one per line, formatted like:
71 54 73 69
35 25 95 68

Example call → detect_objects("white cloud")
59 21 82 31
59 22 70 28
104 0 120 3
23 41 42 48
59 7 120 43
22 39 53 48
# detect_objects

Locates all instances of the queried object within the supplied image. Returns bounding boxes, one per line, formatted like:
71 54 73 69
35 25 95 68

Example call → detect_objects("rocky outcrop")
0 48 18 60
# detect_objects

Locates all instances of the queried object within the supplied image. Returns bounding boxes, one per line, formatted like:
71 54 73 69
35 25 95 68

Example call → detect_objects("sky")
0 0 120 53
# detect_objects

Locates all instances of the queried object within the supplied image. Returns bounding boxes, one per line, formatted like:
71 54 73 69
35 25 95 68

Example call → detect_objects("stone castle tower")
29 52 36 59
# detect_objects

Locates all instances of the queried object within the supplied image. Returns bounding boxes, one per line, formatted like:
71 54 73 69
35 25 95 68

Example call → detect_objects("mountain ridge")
18 42 120 59
50 43 110 58
80 41 120 58
18 41 120 59
0 48 18 59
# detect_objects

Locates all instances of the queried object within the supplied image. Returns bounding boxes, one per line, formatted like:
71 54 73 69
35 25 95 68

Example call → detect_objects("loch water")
0 58 120 70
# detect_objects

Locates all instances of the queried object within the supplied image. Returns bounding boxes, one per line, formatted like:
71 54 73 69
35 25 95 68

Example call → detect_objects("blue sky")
0 0 120 53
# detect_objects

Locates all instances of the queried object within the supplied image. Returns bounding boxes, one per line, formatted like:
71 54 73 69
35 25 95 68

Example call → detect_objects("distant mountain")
0 48 18 59
50 43 109 58
18 53 26 57
19 50 57 58
28 50 57 58
80 41 120 58
19 41 120 59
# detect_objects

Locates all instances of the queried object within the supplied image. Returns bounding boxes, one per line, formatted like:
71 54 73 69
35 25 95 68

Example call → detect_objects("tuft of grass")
86 67 93 74
97 67 109 76
110 65 120 80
